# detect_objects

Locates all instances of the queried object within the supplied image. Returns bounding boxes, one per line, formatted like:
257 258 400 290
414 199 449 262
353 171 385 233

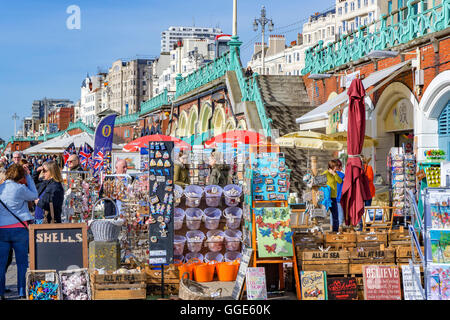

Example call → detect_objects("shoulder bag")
0 199 28 229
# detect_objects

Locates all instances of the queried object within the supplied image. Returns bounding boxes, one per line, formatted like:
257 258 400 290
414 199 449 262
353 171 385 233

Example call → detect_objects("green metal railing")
140 88 171 116
302 0 450 75
173 38 272 137
115 113 139 126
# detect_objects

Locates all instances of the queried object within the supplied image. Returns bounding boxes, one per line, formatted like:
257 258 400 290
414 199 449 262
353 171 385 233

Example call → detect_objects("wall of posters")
363 265 402 300
255 207 293 258
246 267 268 300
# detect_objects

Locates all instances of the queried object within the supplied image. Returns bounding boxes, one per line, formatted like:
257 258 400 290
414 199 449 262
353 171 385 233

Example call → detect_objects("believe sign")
363 265 401 300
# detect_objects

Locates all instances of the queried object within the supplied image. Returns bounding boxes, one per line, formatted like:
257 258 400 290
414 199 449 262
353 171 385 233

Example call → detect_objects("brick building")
48 106 75 132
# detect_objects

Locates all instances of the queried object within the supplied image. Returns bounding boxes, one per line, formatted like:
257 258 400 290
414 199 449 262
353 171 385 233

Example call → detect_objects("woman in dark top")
34 160 64 224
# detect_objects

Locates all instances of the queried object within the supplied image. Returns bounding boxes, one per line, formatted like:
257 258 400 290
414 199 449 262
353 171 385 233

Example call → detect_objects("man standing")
7 151 22 168
335 159 345 231
67 154 84 171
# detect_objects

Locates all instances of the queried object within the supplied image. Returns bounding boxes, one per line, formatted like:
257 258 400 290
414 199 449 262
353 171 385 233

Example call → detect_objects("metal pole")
261 27 265 75
233 0 237 37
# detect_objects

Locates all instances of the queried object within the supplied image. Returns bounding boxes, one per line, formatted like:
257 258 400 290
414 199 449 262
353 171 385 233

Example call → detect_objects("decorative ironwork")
302 0 450 75
140 88 171 116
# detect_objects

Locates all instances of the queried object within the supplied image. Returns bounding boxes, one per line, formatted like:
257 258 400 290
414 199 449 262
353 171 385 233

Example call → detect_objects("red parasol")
340 78 371 226
123 134 192 152
204 130 266 148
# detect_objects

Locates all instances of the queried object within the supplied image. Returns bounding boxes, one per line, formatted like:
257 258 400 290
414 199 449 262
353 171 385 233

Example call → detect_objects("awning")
296 60 412 125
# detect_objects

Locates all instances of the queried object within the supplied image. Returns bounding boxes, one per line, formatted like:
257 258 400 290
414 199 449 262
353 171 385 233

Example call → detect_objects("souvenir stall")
240 144 301 300
62 170 101 223
172 174 244 294
387 147 417 225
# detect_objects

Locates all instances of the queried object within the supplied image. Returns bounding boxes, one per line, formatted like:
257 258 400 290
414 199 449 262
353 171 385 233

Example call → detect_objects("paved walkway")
4 254 20 300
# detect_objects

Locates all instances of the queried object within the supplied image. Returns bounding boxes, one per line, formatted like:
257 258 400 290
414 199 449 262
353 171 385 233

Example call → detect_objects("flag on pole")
78 143 93 169
93 114 116 175
63 142 77 166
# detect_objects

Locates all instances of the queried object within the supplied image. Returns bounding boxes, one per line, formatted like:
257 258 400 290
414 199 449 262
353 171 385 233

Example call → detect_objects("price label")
149 250 167 257
45 272 55 282
149 257 167 264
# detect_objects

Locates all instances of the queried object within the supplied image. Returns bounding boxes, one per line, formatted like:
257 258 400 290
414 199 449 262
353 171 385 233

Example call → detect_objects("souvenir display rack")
244 144 301 300
62 170 101 223
101 173 152 266
188 149 209 186
423 187 450 300
387 147 417 224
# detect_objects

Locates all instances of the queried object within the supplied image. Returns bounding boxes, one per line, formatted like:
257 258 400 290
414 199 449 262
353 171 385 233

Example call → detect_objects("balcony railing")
302 0 450 75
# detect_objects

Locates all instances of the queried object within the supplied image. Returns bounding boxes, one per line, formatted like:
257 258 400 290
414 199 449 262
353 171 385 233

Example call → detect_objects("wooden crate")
301 250 350 275
145 265 179 285
396 246 424 264
90 272 147 300
349 247 395 264
388 228 411 246
356 231 388 247
325 232 357 249
294 232 324 249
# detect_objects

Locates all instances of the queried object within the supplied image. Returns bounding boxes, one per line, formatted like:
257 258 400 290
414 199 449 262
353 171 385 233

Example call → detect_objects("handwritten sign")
232 247 253 300
401 265 424 300
246 267 267 300
363 265 401 300
300 271 327 300
29 224 88 272
327 277 358 300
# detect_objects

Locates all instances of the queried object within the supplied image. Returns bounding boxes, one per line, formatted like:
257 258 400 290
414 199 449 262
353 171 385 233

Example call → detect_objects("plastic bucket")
184 185 203 207
185 253 204 263
203 208 222 230
216 261 240 281
194 262 216 282
224 229 242 251
186 230 205 253
223 184 242 207
185 208 204 230
174 184 184 206
173 235 186 256
178 258 202 280
206 230 225 252
204 252 224 263
204 185 223 207
224 251 242 262
224 207 243 229
174 208 185 231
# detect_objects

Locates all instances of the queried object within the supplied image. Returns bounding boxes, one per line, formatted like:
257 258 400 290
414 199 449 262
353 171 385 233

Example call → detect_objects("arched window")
438 101 450 160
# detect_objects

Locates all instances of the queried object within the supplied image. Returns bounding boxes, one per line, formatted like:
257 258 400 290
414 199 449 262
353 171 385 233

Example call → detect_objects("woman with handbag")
0 164 38 300
34 160 64 224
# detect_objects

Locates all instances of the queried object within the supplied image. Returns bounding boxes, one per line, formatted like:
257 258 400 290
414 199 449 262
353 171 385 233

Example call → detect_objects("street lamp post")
253 6 274 75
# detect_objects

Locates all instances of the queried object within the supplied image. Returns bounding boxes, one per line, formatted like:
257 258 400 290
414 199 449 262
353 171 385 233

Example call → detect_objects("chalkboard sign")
29 223 88 272
232 247 253 300
363 265 402 300
327 277 358 300
148 141 174 265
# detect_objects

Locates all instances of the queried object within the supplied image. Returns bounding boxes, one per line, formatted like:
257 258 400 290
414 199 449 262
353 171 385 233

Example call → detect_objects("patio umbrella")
328 132 378 148
340 78 371 227
275 131 344 151
204 130 266 149
123 134 192 152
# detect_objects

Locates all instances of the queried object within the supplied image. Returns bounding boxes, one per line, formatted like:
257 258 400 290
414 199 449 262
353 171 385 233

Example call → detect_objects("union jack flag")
92 149 105 174
63 142 77 167
78 143 93 169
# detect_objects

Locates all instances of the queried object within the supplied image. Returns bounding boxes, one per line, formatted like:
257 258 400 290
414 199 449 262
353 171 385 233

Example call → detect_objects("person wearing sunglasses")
33 161 64 224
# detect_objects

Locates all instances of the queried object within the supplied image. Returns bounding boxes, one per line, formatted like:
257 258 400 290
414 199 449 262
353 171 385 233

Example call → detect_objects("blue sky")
0 0 333 141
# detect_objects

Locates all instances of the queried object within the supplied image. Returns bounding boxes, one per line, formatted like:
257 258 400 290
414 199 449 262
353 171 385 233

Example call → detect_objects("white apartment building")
302 9 337 47
161 26 222 52
335 0 389 35
154 38 216 95
247 35 287 76
105 59 154 115
80 75 104 127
